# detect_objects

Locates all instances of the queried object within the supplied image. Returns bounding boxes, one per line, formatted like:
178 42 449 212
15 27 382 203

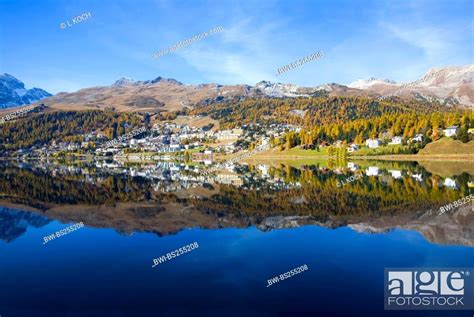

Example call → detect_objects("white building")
388 170 402 179
443 126 458 137
216 129 243 141
443 178 457 188
389 136 402 145
365 139 380 149
169 144 181 151
215 172 243 186
258 164 269 176
411 134 423 143
366 166 379 176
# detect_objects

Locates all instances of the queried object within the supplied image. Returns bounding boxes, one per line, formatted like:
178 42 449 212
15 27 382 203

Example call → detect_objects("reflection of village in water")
23 159 469 193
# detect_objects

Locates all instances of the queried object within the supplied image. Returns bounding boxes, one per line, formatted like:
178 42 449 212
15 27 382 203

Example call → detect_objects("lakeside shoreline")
2 153 473 162
244 154 474 162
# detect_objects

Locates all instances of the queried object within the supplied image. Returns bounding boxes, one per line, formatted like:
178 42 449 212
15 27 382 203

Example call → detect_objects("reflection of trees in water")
0 163 470 220
192 164 471 219
0 166 156 205
0 207 51 242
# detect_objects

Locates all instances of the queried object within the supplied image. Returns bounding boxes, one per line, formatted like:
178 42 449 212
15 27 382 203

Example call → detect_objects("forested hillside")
191 96 453 128
275 111 473 150
0 96 471 152
0 110 145 151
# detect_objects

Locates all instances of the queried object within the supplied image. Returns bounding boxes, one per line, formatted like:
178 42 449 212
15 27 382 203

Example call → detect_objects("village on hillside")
13 114 473 163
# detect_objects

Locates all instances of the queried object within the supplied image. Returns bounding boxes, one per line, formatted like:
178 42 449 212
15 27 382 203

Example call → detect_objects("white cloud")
177 19 283 85
377 19 473 82
382 23 452 61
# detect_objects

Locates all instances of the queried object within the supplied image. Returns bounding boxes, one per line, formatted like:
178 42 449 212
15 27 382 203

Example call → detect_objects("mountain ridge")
24 65 474 113
350 65 473 106
0 74 52 109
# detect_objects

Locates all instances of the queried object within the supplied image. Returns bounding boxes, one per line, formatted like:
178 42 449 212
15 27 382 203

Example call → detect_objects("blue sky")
0 0 473 93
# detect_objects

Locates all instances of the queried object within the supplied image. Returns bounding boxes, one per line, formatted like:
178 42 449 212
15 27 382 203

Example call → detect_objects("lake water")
0 160 472 316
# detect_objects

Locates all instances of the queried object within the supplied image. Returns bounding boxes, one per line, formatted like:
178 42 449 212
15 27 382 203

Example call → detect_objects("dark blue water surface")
1 208 473 317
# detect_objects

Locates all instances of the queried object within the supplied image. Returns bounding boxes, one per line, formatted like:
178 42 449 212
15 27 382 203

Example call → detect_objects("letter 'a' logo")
388 271 413 295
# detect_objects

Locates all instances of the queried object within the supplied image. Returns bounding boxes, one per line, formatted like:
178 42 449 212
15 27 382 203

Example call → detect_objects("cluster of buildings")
359 126 463 150
364 134 423 149
96 123 214 155
341 162 460 189
18 132 108 156
95 122 287 159
18 121 299 165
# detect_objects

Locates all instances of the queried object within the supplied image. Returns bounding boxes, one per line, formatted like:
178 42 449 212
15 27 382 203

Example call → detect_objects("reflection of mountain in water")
0 161 471 246
349 205 474 246
0 207 51 242
1 201 472 246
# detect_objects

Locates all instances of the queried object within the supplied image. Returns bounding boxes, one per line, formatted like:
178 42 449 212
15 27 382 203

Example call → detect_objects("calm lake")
0 159 472 316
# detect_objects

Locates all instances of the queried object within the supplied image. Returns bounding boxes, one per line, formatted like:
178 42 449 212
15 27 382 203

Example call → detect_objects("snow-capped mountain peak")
413 65 474 88
0 73 51 109
349 65 473 106
348 77 396 89
255 81 309 97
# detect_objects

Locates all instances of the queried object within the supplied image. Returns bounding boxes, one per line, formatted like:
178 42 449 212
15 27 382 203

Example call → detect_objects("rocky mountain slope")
35 76 262 113
0 74 51 109
27 77 372 113
29 65 473 113
349 65 474 106
349 204 473 246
